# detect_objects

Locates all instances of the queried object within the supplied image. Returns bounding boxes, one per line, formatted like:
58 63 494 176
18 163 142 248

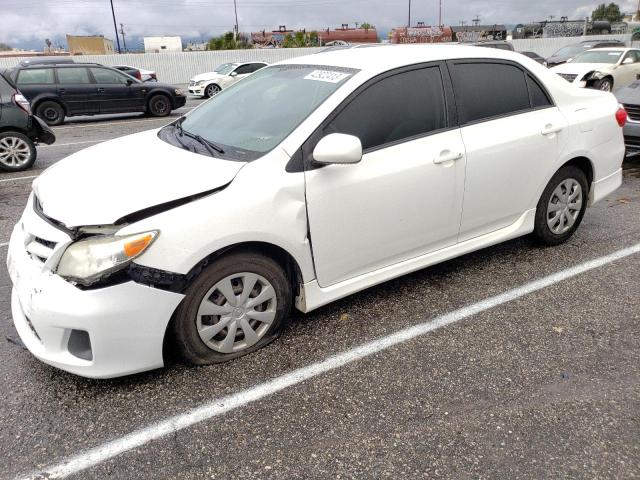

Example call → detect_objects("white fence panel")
0 48 325 84
0 35 636 84
512 34 632 57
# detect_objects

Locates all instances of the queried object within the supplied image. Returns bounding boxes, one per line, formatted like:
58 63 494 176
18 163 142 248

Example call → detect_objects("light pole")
408 0 411 27
233 0 239 41
110 0 122 53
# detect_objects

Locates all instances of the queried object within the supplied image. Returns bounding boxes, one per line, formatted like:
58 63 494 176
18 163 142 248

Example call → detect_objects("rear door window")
57 67 92 84
450 62 531 124
17 68 55 85
90 68 130 84
526 75 552 108
325 66 447 151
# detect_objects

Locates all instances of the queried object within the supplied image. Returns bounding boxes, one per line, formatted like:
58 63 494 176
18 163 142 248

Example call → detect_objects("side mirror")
230 71 238 77
126 78 133 85
623 57 634 65
312 133 362 165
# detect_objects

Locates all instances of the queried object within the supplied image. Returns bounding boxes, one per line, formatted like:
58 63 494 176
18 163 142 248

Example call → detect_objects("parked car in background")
551 48 640 92
7 61 185 125
520 51 546 65
113 65 158 82
6 45 624 378
188 62 268 98
615 80 640 156
0 69 55 172
546 39 626 68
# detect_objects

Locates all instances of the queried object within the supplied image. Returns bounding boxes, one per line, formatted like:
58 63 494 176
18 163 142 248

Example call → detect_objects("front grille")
623 104 640 122
557 73 578 83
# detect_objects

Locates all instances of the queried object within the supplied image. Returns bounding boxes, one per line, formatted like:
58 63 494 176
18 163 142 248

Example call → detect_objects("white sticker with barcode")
304 70 351 83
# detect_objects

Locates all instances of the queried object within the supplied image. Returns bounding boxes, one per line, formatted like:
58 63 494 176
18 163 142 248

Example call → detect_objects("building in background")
317 25 378 44
390 24 453 43
66 35 115 55
144 36 183 53
251 26 295 47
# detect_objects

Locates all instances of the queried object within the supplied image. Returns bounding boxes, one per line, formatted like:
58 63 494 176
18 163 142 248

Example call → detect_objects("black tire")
204 83 221 98
0 131 36 172
594 77 613 92
533 165 589 246
172 251 292 365
36 101 65 126
147 94 172 117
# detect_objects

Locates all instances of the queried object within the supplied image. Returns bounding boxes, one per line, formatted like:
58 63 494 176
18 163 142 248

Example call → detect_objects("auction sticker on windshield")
304 70 351 83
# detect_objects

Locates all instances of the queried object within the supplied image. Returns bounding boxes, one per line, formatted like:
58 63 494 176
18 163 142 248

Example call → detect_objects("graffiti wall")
390 26 453 43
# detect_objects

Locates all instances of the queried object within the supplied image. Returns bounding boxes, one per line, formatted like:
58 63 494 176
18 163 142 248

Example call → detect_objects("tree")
360 22 375 30
591 3 623 22
0 42 12 51
206 31 250 50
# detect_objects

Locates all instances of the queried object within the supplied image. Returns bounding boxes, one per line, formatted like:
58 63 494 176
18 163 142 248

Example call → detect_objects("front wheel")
147 94 172 117
0 132 36 172
204 84 221 98
594 77 613 92
172 252 292 365
533 166 588 246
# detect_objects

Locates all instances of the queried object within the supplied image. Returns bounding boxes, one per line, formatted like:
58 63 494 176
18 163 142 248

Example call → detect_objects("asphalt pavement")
0 101 639 479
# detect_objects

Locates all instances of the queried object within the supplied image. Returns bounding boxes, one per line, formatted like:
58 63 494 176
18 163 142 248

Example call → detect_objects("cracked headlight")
57 231 158 286
583 71 604 81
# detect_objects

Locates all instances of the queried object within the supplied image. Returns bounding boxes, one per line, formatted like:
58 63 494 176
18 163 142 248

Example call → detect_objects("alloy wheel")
0 136 31 168
196 272 277 353
546 178 583 235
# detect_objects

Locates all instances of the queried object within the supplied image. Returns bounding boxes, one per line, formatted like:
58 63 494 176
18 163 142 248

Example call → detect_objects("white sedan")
7 45 624 378
188 61 268 98
551 47 640 92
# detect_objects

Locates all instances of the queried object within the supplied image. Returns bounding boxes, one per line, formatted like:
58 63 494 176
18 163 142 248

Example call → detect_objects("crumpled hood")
32 129 245 228
551 63 613 81
191 72 226 82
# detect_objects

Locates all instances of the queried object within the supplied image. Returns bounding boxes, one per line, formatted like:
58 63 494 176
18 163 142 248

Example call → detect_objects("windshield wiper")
173 117 225 155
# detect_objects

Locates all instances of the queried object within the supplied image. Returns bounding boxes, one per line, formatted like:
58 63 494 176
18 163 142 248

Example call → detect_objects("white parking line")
16 242 640 480
0 242 8 248
40 140 101 148
0 175 37 183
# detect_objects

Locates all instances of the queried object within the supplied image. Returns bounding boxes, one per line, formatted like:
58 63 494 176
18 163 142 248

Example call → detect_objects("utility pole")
233 0 239 41
408 0 411 27
119 23 127 52
109 0 121 53
438 0 442 26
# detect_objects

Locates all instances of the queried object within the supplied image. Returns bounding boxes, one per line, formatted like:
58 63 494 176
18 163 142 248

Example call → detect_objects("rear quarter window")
17 68 55 85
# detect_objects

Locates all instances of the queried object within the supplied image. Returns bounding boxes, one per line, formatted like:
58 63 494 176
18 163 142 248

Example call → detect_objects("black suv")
6 60 186 125
0 70 55 172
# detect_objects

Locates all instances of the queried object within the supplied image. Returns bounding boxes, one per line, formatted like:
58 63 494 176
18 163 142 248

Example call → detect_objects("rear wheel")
148 94 171 117
36 101 65 126
0 132 36 172
533 166 588 246
172 252 292 365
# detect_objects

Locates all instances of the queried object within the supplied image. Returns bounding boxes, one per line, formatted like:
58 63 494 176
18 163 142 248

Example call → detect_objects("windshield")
571 50 622 64
214 63 236 75
552 45 589 58
178 64 358 160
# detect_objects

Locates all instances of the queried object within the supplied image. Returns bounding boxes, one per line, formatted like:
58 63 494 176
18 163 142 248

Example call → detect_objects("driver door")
616 50 640 88
304 64 467 287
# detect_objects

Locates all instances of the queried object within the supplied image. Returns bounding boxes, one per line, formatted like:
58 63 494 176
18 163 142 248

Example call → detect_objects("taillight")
616 105 627 127
12 93 31 114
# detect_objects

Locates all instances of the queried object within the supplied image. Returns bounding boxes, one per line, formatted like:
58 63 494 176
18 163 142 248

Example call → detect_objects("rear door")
55 67 98 115
89 67 145 113
448 60 566 241
305 64 467 286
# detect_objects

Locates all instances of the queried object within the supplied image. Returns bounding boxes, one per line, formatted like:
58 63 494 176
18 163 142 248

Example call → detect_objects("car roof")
586 47 632 52
280 44 533 75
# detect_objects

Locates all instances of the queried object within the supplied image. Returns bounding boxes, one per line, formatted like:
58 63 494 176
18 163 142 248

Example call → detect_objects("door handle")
541 124 563 136
97 87 105 93
433 151 463 165
58 88 66 94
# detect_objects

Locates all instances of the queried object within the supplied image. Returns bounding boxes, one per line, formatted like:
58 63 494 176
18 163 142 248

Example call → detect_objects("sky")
2 0 639 50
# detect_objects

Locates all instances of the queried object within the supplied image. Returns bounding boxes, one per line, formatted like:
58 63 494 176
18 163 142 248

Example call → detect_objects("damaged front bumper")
6 204 184 379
